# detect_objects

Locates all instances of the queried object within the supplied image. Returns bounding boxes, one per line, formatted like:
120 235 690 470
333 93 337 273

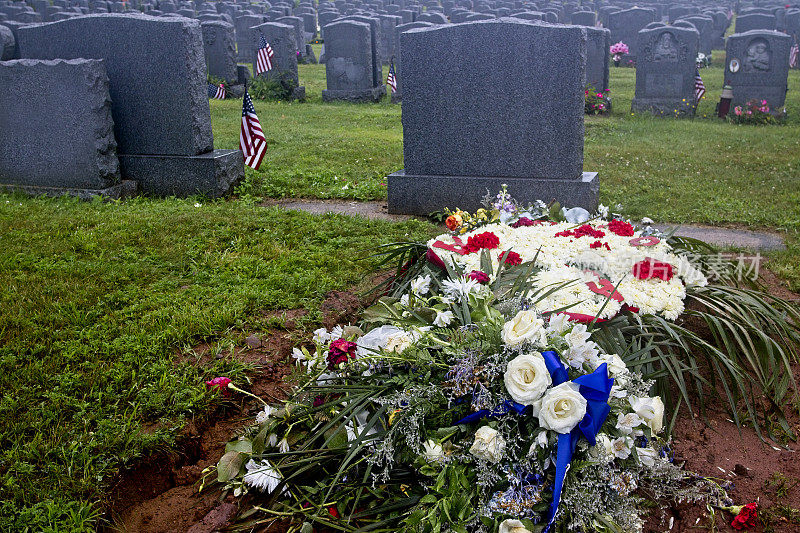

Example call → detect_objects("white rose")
504 353 552 405
422 439 444 462
536 382 587 434
469 426 505 463
629 396 665 434
502 309 547 347
499 519 532 533
636 446 659 467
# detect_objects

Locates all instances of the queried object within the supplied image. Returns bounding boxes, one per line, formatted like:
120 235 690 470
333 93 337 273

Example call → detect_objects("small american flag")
386 59 397 93
240 88 267 170
790 39 799 68
208 83 226 100
256 34 275 75
694 68 706 103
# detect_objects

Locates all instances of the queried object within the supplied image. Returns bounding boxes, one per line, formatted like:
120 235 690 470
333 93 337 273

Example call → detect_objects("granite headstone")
0 58 123 198
388 19 598 214
631 23 700 116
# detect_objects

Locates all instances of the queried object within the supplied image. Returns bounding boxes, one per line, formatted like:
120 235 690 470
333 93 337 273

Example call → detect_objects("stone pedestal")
388 171 599 215
118 149 243 197
322 86 385 102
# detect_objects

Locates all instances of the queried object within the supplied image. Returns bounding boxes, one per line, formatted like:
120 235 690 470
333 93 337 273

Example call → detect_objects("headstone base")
291 86 307 101
0 180 137 200
387 171 599 215
631 99 696 117
118 149 244 197
322 86 386 103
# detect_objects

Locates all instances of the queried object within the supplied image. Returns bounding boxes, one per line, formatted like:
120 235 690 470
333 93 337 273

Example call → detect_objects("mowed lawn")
0 47 798 530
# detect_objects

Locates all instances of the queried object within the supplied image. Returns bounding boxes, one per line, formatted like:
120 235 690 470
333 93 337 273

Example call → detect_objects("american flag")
240 88 267 170
386 59 397 93
790 39 799 68
694 68 706 103
208 83 226 100
256 33 275 75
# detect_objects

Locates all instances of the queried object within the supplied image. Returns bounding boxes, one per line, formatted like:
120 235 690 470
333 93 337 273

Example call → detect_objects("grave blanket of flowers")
208 189 791 533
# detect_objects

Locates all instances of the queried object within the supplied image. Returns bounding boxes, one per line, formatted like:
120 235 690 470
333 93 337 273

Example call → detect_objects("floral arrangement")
729 99 788 125
609 41 629 65
584 85 611 115
206 187 800 532
696 52 710 68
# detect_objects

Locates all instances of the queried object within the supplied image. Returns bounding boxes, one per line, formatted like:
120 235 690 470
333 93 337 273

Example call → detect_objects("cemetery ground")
0 49 798 532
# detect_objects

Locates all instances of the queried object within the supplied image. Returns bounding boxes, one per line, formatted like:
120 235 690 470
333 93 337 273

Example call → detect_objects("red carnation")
589 240 611 250
468 270 490 284
731 502 758 530
632 258 674 281
511 217 538 228
327 338 358 369
608 219 635 237
463 231 500 254
499 250 522 265
556 224 605 240
205 376 232 397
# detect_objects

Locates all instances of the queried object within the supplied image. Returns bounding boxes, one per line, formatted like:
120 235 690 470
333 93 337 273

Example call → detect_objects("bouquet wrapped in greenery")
211 188 800 532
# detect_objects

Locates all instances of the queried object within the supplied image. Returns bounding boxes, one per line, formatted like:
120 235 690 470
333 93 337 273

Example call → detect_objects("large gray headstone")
335 14 382 86
725 30 791 108
322 19 384 101
631 24 700 117
607 7 656 64
679 15 714 56
582 25 609 92
570 10 595 26
202 20 237 83
0 23 14 59
0 58 123 197
17 14 243 197
391 19 432 102
251 21 303 92
275 15 306 56
235 13 264 61
388 19 597 214
735 13 777 34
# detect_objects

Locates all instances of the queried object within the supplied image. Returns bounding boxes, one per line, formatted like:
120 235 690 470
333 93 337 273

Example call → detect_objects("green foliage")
728 99 788 125
249 73 301 102
0 195 435 529
585 85 611 115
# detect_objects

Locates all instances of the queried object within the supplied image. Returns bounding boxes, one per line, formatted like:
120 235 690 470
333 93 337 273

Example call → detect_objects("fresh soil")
105 271 800 533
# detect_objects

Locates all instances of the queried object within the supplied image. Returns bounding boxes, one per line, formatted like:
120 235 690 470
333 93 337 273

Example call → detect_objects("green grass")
1 47 800 530
0 197 433 530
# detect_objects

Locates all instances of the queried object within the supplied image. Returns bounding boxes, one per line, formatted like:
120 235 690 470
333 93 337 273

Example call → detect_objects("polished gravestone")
322 19 384 101
631 23 700 117
0 58 125 198
17 14 243 197
388 19 598 214
725 29 791 108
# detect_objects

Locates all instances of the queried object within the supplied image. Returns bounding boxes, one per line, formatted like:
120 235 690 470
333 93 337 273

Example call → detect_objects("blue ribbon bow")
540 351 613 532
453 350 613 531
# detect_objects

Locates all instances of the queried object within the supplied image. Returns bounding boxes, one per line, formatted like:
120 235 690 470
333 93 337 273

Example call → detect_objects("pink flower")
205 377 232 396
761 99 767 105
596 93 602 98
734 107 742 116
